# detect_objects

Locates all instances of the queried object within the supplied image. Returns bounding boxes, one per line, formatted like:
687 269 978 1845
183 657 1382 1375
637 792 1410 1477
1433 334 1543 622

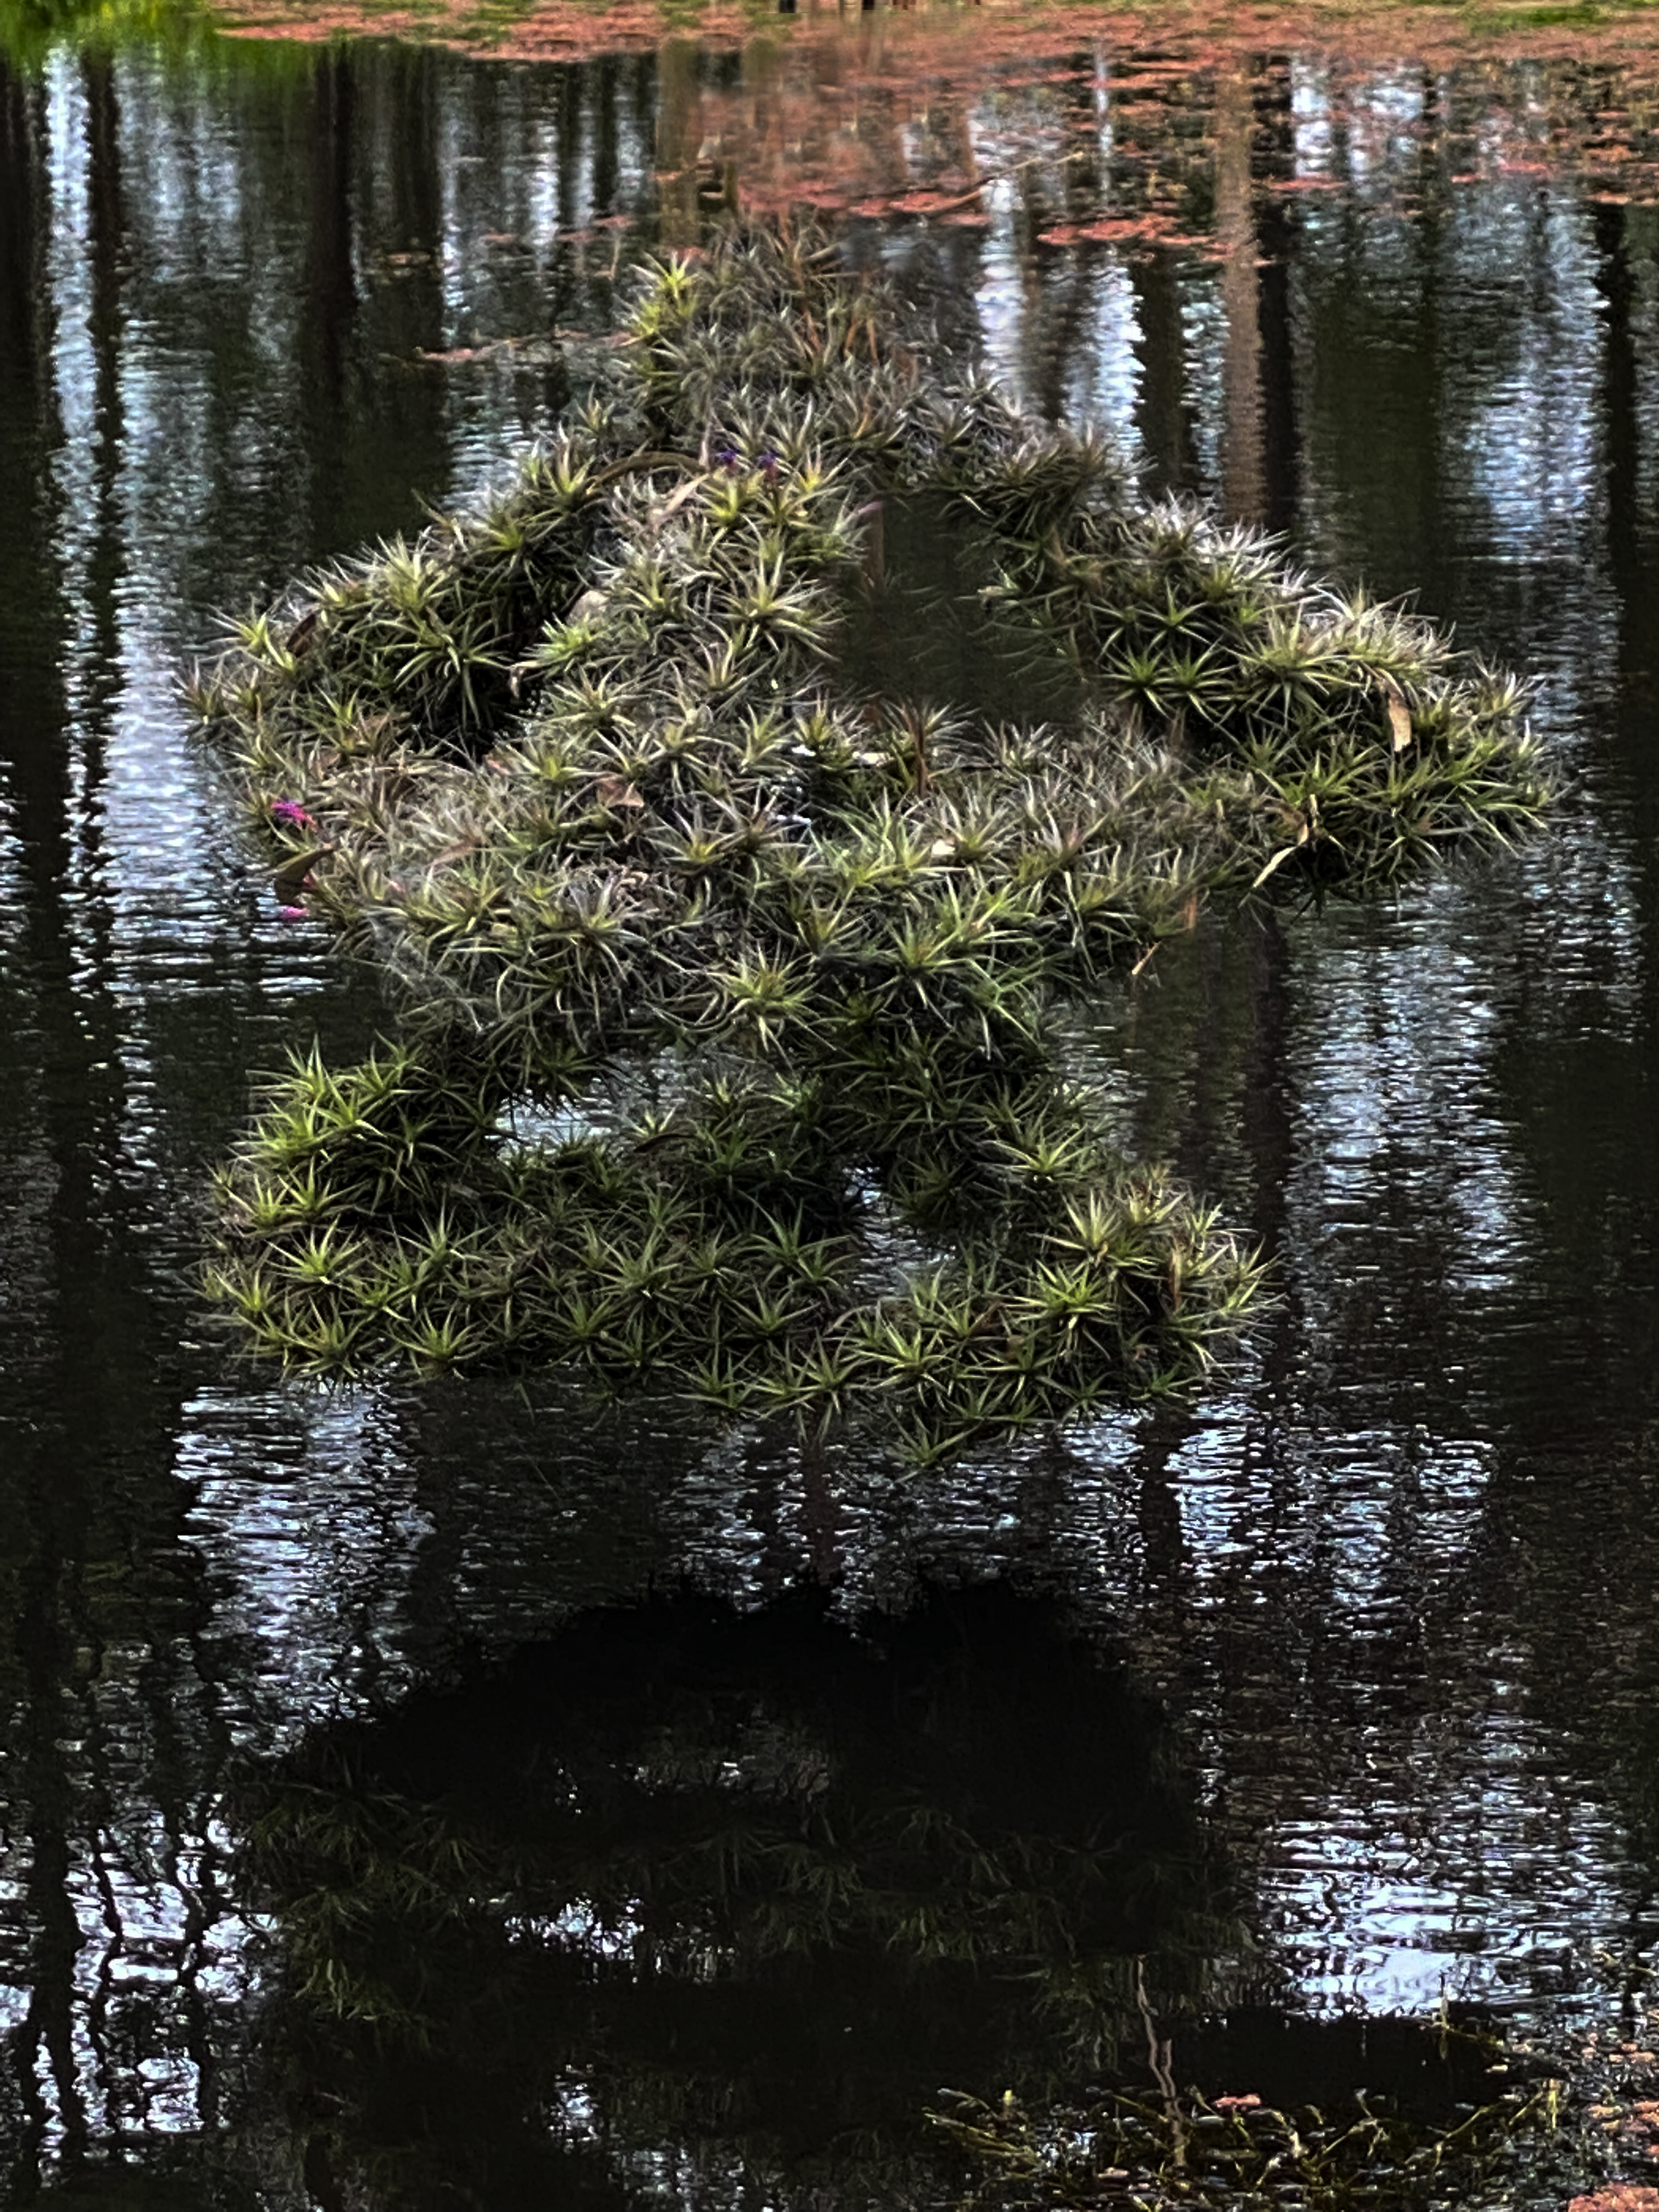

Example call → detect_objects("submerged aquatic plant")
930 2073 1565 2211
190 223 1550 1465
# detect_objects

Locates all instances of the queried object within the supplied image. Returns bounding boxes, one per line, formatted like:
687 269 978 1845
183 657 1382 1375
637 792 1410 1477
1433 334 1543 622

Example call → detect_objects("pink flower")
272 798 316 830
278 904 307 922
1215 2095 1261 2114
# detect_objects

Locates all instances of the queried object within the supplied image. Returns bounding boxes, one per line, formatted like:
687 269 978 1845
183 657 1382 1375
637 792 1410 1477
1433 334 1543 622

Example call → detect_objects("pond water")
4 4 1659 2203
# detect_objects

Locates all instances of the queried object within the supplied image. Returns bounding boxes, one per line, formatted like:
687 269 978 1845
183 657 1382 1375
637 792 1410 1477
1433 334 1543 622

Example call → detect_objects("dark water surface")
3 11 1659 2203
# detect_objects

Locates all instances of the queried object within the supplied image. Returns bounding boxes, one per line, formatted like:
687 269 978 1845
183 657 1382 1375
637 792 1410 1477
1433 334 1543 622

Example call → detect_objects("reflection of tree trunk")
83 52 125 735
1216 69 1265 524
17 1588 91 2174
656 38 702 249
84 55 121 294
943 83 980 206
1126 1402 1197 1653
0 63 57 668
1131 251 1197 493
305 47 356 417
1240 912 1294 1263
1596 201 1637 612
597 57 629 217
301 49 358 549
0 56 126 2184
556 60 587 226
1252 58 1298 534
386 44 443 350
626 50 656 178
0 59 67 1081
844 0 905 210
736 32 781 217
1012 167 1053 411
856 78 909 206
1024 58 1107 422
342 47 448 550
797 1432 840 1584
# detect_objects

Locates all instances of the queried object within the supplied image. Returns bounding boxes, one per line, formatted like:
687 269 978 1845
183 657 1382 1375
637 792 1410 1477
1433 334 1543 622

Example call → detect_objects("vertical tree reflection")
0 58 58 726
304 44 356 420
82 49 126 736
1251 57 1298 535
656 37 701 249
1216 67 1265 523
0 50 118 2191
1130 246 1199 495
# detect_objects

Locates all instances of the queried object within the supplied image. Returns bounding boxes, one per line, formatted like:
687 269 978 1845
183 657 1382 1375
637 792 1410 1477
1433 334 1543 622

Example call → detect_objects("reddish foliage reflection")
207 0 1659 261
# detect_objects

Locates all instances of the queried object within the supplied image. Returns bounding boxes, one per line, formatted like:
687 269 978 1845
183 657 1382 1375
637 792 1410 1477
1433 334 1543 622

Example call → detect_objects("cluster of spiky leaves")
204 1035 1249 1465
190 225 1548 1464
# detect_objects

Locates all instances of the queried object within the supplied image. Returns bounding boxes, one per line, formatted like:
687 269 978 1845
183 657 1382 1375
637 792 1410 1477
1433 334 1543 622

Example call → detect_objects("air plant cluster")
190 224 1550 1465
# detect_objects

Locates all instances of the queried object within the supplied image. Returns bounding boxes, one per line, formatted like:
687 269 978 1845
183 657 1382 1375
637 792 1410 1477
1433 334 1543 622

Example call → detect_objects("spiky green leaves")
994 501 1550 899
194 223 1548 1464
207 1041 1262 1465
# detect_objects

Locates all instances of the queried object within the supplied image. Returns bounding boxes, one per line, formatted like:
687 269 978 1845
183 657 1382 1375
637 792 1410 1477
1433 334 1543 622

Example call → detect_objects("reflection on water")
238 1583 1233 2209
3 4 1659 2196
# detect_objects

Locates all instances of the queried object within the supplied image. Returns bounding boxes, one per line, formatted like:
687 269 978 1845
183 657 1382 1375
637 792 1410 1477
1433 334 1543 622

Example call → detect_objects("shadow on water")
234 1582 1233 2208
4 0 1659 2197
214 1579 1544 2211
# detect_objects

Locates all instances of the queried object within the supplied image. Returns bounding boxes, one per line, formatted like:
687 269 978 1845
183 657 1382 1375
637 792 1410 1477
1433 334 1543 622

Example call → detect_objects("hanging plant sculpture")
189 227 1549 1467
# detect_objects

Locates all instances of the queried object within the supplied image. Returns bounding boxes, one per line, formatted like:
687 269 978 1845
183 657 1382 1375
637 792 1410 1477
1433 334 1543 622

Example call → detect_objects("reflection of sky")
1290 916 1525 1296
1155 1407 1613 2016
177 1389 431 1737
1266 1748 1628 2016
970 135 1147 442
1177 276 1227 487
0 1841 258 2156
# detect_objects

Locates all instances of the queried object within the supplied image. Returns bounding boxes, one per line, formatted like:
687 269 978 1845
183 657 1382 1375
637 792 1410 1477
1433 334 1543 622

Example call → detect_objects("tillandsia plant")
188 224 1550 1468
